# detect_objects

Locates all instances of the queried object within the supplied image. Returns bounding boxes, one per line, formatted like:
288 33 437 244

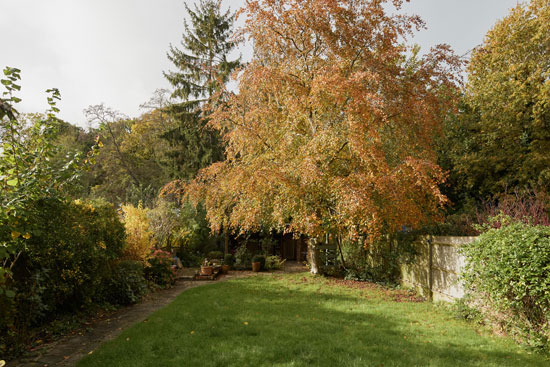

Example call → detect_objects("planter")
252 261 261 272
200 265 213 276
221 264 230 274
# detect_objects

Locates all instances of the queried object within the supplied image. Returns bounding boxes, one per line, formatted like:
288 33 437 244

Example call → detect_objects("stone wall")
400 236 477 302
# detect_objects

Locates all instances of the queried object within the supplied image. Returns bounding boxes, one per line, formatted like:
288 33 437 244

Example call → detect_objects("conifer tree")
163 0 240 180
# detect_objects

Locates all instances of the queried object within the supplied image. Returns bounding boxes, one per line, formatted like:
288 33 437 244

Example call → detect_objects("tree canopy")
445 0 550 199
188 0 461 247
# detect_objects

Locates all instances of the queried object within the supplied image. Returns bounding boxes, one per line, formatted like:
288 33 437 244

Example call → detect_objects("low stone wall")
400 236 477 302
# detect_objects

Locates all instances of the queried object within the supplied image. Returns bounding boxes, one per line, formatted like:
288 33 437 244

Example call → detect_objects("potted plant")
252 254 265 272
222 254 233 274
200 259 213 275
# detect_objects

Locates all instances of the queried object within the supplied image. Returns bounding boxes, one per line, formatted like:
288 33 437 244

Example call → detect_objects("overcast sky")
1 0 520 127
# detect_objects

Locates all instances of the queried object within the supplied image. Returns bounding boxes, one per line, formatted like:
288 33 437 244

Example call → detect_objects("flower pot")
200 265 213 276
221 264 230 274
252 261 261 272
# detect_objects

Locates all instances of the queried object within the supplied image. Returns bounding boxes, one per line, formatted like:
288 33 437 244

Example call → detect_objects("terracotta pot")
252 262 261 272
200 265 213 276
221 264 230 274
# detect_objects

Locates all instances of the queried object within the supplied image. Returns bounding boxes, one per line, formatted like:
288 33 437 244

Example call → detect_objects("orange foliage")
188 0 462 245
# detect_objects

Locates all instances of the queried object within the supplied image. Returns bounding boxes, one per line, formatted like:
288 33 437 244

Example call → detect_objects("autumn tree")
163 0 240 180
445 0 550 199
188 0 461 272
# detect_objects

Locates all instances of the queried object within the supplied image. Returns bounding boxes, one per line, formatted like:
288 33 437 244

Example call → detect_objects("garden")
2 0 550 365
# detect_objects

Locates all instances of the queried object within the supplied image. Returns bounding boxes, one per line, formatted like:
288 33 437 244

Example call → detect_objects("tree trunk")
308 237 321 274
224 230 229 255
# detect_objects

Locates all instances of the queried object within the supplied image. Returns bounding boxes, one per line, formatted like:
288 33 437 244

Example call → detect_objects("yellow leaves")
0 360 5 367
190 330 195 334
11 231 20 239
121 204 156 261
243 321 249 325
22 233 31 239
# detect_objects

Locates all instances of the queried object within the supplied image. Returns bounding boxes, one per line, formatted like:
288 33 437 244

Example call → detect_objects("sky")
1 0 521 127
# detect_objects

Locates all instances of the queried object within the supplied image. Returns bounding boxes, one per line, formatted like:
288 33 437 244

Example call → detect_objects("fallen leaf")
243 321 249 325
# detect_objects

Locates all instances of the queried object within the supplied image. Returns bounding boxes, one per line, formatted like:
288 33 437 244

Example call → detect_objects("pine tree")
163 0 240 180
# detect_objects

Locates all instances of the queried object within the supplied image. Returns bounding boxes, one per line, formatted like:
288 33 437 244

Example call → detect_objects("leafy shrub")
264 255 285 270
104 261 147 305
260 237 277 254
252 255 266 270
176 247 202 267
223 254 234 267
145 250 175 288
234 244 251 269
1 198 125 358
474 190 550 229
122 203 156 261
341 234 416 284
461 215 550 350
207 251 224 260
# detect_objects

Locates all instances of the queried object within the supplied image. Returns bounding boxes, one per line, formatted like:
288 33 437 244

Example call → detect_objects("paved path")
9 262 307 367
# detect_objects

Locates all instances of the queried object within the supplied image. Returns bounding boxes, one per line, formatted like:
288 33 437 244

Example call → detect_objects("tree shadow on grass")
78 276 549 367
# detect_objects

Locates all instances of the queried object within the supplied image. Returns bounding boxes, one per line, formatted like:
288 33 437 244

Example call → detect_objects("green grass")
78 273 549 367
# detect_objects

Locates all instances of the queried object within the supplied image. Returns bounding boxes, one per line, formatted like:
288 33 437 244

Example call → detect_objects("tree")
84 104 171 206
163 0 240 180
188 0 461 273
1 67 99 295
446 0 550 199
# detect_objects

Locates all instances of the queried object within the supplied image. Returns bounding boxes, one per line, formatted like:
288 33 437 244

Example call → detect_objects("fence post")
428 236 434 301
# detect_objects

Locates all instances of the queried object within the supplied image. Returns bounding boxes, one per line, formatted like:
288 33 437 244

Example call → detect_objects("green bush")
104 261 148 305
223 254 234 267
264 255 285 270
252 255 266 270
1 198 125 358
207 251 224 260
461 215 550 350
145 250 175 288
234 244 251 269
341 234 416 284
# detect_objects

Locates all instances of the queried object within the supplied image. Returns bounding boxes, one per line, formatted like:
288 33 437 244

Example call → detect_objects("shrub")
341 234 416 284
252 255 266 270
122 203 156 261
461 215 550 350
207 251 224 260
1 198 125 358
223 254 234 267
176 247 202 267
104 261 147 305
234 244 251 269
264 255 285 270
145 250 175 288
260 237 277 254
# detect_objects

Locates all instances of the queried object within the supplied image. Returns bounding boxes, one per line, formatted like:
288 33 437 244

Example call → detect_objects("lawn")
78 273 549 367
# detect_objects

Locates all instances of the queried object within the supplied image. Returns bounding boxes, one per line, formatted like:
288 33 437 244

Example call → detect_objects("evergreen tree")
163 0 240 180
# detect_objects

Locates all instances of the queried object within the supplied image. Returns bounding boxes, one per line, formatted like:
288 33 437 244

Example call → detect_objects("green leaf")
6 178 18 186
4 290 15 298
